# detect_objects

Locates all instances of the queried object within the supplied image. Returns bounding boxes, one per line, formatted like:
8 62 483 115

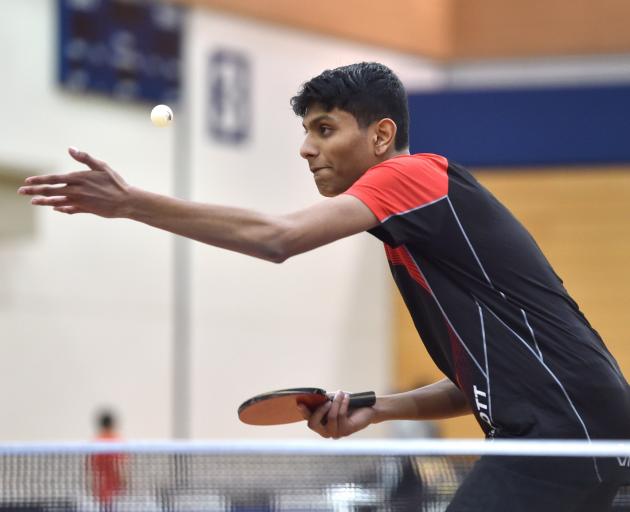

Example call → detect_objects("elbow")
246 215 306 263
263 240 295 264
272 253 290 264
257 221 295 264
265 249 289 264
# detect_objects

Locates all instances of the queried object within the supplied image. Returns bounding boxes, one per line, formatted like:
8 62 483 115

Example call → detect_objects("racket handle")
348 391 376 409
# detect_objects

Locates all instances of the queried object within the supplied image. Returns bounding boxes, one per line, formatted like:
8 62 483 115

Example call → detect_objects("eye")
319 125 333 136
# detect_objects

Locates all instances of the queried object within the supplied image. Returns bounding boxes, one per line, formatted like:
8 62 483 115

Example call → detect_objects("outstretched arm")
18 148 379 263
302 378 471 439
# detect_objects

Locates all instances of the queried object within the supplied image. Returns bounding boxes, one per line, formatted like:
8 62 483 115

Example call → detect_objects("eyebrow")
302 114 335 130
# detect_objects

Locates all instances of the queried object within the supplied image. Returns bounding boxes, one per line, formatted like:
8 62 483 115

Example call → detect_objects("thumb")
68 147 106 171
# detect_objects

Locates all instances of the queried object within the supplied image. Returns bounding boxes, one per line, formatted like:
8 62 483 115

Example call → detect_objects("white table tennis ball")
150 104 173 127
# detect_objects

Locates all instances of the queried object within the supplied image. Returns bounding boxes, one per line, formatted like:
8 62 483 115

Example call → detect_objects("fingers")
306 401 332 437
18 184 78 197
326 391 350 439
302 390 375 441
21 171 87 187
19 147 107 189
303 391 351 439
18 148 107 191
19 181 80 209
339 391 350 417
68 147 108 171
20 184 87 212
31 196 73 207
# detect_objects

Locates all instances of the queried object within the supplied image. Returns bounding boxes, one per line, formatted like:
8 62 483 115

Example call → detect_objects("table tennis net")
1 440 630 511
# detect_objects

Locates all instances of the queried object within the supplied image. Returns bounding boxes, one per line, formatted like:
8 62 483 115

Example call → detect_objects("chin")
314 179 339 197
316 184 341 198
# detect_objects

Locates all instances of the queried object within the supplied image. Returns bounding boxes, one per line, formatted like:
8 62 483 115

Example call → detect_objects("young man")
18 62 630 510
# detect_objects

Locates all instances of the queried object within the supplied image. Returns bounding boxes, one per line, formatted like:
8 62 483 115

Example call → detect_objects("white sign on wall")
207 49 252 144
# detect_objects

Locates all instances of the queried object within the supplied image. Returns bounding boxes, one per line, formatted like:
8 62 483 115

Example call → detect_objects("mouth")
310 166 330 174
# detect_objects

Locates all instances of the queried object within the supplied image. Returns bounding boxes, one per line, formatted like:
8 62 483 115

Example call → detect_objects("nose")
300 135 318 160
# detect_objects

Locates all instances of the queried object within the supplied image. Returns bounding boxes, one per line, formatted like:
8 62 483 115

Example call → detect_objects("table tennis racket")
238 387 376 426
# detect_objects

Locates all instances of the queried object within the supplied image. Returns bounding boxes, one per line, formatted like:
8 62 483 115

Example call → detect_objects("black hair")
97 410 116 430
290 62 409 151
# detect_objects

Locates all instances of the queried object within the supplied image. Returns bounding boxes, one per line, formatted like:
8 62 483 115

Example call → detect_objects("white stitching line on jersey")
521 309 544 361
476 302 494 423
404 247 488 379
446 197 493 287
381 195 448 224
484 306 602 483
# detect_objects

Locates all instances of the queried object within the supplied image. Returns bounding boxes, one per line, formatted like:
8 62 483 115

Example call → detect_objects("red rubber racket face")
238 388 329 425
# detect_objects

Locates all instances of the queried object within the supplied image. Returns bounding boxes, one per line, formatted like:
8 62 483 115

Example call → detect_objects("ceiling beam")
171 0 630 60
171 0 454 59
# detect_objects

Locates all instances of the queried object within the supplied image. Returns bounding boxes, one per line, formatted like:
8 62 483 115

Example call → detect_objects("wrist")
121 186 146 220
371 395 397 424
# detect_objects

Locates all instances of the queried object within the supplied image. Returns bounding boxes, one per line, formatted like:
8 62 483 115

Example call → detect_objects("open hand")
18 147 132 218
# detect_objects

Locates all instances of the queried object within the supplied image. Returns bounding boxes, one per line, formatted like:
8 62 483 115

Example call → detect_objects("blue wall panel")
408 84 630 167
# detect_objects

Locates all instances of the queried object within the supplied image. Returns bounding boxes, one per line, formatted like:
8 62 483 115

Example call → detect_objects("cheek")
341 140 373 177
330 136 367 166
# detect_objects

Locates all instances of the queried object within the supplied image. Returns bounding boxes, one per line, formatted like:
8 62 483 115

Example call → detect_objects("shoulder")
355 153 449 191
345 154 449 222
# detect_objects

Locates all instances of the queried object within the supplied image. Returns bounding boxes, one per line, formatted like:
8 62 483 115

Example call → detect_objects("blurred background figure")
94 410 121 442
90 409 127 512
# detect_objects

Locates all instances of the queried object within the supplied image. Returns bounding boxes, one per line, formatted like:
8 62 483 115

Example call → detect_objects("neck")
393 147 411 157
380 147 410 162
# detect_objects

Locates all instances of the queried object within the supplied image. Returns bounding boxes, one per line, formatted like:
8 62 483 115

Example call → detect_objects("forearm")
372 378 471 423
122 187 378 263
125 188 290 262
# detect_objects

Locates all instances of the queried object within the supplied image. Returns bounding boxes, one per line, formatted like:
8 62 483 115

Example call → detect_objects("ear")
372 118 397 156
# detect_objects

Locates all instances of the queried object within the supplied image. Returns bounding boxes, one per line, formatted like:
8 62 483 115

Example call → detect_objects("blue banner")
408 84 630 168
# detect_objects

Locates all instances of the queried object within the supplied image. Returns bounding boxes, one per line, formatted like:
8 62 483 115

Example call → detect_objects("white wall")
0 0 174 440
0 1 439 441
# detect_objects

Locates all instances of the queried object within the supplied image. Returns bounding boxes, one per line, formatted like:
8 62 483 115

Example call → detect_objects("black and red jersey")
345 154 630 455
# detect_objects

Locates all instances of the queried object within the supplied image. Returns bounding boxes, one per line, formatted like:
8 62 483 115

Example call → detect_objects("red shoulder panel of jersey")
344 153 448 222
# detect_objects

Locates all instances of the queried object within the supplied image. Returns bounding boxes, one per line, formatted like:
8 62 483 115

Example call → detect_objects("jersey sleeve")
344 154 449 246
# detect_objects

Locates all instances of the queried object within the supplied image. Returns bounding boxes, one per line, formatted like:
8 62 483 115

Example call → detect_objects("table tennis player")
18 62 630 511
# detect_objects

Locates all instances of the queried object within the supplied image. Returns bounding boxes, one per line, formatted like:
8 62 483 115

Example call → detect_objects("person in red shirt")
90 410 126 511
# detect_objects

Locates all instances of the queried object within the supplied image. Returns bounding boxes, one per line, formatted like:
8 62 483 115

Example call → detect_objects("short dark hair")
290 62 409 151
97 410 116 430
